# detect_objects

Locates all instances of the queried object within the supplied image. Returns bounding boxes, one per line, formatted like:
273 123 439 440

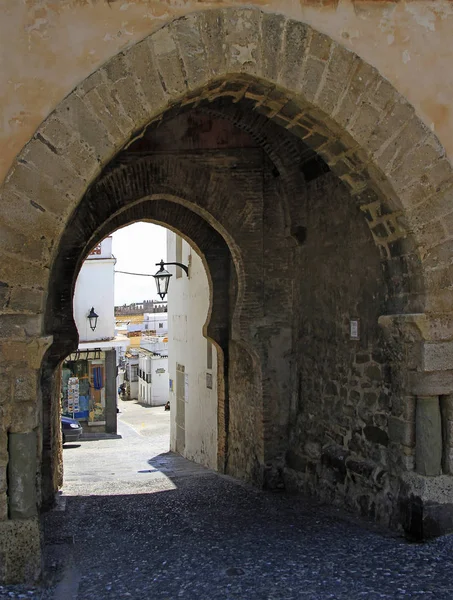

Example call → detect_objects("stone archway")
2 6 453 582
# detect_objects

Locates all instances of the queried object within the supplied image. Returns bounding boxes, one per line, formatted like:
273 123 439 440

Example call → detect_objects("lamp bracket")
155 261 189 276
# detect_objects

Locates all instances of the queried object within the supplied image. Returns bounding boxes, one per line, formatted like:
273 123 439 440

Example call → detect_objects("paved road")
2 399 453 599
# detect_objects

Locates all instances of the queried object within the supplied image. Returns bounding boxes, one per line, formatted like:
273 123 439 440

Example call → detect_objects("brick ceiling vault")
1 5 452 348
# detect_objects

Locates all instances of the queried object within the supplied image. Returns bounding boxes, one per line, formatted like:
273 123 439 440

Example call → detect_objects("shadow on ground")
35 453 453 600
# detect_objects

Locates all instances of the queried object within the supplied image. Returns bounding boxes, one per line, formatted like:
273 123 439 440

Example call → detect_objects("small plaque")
206 373 213 389
350 319 360 340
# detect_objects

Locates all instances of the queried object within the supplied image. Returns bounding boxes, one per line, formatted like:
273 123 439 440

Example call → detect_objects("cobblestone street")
2 399 453 599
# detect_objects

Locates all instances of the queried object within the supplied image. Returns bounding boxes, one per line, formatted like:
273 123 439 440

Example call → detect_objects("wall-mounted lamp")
153 259 188 300
87 307 99 331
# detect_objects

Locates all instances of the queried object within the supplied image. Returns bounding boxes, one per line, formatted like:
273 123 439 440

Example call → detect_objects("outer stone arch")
2 7 453 318
2 5 453 582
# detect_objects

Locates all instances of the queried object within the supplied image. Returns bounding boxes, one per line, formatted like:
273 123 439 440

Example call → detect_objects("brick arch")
40 194 243 509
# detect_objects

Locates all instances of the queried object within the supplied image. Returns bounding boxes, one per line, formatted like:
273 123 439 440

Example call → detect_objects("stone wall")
285 172 404 525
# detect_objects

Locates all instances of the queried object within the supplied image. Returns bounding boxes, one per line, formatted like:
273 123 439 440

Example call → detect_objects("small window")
159 323 163 328
207 340 213 370
176 235 183 279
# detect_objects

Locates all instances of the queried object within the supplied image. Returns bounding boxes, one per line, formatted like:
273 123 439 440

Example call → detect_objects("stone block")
129 44 165 111
198 9 227 78
0 338 52 370
278 18 309 91
423 341 453 372
80 70 134 141
12 370 38 403
5 161 73 217
316 43 358 116
0 315 43 341
0 518 41 583
333 60 378 127
390 143 443 191
21 138 83 199
409 370 453 396
363 425 389 447
0 220 49 266
416 396 442 476
7 287 44 314
10 402 39 433
57 93 114 165
223 7 261 75
7 432 37 519
399 473 453 540
300 57 326 104
171 15 210 92
0 187 61 250
347 102 381 148
149 26 187 98
308 29 332 61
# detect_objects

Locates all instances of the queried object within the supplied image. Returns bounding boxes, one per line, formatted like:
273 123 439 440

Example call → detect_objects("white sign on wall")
350 319 360 340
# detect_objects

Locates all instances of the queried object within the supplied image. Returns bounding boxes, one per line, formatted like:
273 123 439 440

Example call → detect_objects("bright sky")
111 222 167 306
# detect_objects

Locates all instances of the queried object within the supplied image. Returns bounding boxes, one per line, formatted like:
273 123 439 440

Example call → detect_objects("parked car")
61 415 83 444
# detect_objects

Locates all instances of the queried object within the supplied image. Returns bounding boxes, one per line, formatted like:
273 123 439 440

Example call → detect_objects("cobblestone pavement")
2 399 453 599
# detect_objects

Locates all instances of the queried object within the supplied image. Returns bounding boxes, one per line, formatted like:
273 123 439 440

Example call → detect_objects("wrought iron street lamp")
87 307 99 331
153 259 189 300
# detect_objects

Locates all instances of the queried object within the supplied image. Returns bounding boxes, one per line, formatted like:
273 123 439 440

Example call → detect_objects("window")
159 323 163 328
176 235 183 278
207 340 213 370
131 365 138 382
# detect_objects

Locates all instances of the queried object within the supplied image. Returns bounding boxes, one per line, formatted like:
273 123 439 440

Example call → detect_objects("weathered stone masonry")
2 6 453 582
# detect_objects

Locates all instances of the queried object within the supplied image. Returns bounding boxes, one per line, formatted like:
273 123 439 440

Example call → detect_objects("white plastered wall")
167 232 218 470
73 238 115 342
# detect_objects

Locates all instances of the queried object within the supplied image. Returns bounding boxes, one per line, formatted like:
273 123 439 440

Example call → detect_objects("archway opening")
36 88 423 531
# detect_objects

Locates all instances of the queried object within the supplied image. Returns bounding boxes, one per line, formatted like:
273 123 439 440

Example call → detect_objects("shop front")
61 349 109 431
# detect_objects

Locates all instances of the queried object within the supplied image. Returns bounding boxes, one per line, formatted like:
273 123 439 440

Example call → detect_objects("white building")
167 232 218 470
138 344 169 406
62 237 128 433
125 349 139 400
143 312 168 334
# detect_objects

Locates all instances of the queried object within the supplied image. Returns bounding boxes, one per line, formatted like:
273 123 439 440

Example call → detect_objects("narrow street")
3 399 453 599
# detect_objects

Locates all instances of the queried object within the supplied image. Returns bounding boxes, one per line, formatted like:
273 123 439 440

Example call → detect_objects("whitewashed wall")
167 232 217 470
73 237 115 342
144 313 168 334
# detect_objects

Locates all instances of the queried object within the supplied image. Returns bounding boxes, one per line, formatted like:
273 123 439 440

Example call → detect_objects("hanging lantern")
153 260 173 300
87 307 99 331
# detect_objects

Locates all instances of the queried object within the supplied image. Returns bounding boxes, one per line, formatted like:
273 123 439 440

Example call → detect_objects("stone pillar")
105 349 117 434
8 432 37 519
416 396 442 476
0 336 52 583
440 395 453 474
